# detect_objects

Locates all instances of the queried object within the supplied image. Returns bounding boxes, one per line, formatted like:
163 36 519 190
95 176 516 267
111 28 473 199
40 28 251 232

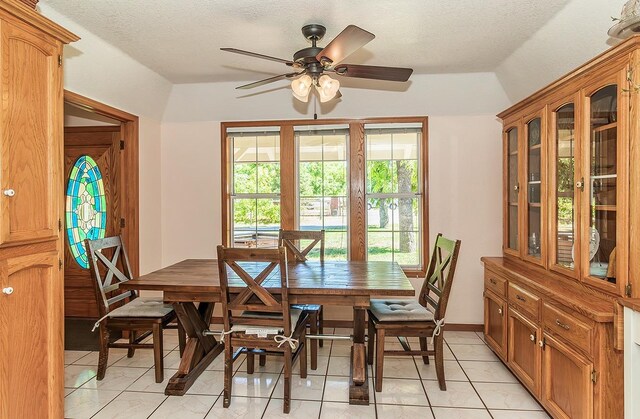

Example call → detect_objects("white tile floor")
64 330 550 418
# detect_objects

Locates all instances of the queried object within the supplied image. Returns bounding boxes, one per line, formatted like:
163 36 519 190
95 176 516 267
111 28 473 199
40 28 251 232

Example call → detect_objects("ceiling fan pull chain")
314 94 318 120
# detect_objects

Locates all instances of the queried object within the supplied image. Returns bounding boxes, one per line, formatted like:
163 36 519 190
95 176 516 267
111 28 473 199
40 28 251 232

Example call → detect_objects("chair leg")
97 326 110 380
299 328 307 379
127 330 137 358
223 340 233 408
318 306 324 348
310 311 318 370
375 328 385 392
283 346 292 414
434 334 446 391
152 324 164 383
177 321 186 357
367 318 375 366
419 337 430 365
247 349 255 374
259 354 266 366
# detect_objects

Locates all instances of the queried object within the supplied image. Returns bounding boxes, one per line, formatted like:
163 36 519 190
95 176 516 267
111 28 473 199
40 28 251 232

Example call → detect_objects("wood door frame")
63 90 140 277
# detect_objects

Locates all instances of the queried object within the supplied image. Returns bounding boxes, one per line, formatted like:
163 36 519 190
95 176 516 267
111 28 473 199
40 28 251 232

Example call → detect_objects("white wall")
39 4 173 274
161 73 509 324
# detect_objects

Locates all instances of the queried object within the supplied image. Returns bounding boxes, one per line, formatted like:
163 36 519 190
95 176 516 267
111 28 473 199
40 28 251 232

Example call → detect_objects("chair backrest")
85 235 136 318
217 245 292 336
278 229 325 262
418 233 462 320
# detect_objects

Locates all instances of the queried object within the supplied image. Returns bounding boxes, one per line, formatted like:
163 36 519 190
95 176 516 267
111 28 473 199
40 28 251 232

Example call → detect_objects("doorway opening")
63 91 139 350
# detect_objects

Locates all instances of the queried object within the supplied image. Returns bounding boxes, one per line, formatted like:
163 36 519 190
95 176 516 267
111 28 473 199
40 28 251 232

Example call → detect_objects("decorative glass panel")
527 118 542 258
507 128 519 251
588 85 617 283
65 155 107 268
555 103 576 269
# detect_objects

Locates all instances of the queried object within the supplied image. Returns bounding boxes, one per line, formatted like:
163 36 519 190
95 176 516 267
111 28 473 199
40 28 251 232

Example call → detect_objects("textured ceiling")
41 0 572 84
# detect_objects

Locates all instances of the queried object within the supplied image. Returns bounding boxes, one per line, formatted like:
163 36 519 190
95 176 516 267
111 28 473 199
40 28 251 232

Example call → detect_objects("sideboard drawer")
508 283 540 319
543 303 593 356
485 269 507 297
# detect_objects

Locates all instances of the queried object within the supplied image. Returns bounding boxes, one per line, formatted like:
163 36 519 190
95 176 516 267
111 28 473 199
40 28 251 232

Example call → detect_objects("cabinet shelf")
529 143 542 150
528 202 541 207
592 122 617 133
593 205 616 212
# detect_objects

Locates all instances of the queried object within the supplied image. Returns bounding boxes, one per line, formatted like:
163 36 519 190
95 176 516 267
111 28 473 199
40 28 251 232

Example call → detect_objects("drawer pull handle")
516 295 526 302
555 319 570 330
489 278 497 285
498 307 503 316
529 334 536 342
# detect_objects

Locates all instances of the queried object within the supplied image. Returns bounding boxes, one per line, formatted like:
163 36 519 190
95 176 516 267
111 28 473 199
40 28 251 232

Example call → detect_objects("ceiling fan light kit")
222 23 413 104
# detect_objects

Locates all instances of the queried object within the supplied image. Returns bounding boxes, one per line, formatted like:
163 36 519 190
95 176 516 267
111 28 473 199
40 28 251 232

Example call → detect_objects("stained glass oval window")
66 155 107 268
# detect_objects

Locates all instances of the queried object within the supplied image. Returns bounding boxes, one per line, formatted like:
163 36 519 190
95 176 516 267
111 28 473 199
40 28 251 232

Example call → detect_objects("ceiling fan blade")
221 48 295 66
333 64 413 82
316 25 375 66
235 72 301 90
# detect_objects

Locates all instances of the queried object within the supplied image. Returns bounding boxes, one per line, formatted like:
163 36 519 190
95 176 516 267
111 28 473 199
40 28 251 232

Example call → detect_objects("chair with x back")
367 233 461 392
278 228 325 369
85 236 184 383
217 245 309 414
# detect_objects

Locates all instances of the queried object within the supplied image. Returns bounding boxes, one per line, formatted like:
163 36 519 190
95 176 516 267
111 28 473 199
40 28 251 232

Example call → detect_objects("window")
365 124 422 267
296 126 349 260
222 118 428 273
229 128 280 248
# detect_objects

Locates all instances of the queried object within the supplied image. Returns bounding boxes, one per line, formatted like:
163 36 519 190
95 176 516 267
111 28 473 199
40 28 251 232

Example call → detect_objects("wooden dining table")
121 259 415 405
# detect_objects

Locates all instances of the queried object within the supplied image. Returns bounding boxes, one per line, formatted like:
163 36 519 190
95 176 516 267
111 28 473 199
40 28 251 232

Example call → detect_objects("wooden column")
349 123 366 261
280 125 296 231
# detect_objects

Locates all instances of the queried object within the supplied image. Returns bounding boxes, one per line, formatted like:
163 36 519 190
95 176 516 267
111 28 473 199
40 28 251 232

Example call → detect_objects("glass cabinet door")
525 117 543 261
586 85 617 285
552 103 577 274
505 127 519 254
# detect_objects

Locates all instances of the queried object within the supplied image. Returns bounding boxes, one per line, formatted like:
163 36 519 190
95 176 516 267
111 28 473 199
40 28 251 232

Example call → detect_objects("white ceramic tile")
205 353 245 372
431 407 492 419
112 350 172 368
162 350 183 369
93 391 166 419
423 380 484 408
374 378 429 406
225 372 279 398
126 368 176 393
474 382 543 410
65 387 77 396
444 331 486 345
205 395 268 418
246 356 284 374
263 399 321 418
186 370 226 396
459 361 517 383
376 404 434 419
73 349 128 367
490 410 551 419
329 341 353 357
443 345 456 360
65 350 91 365
448 344 499 362
80 366 147 391
319 401 375 419
65 365 97 388
294 355 329 376
378 357 420 379
149 394 217 419
333 328 353 336
322 376 351 403
64 388 120 418
273 374 325 401
327 355 352 376
417 360 467 382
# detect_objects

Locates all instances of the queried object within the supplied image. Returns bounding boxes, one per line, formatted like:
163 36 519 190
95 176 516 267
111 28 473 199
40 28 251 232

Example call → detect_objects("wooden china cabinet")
0 1 78 418
481 36 640 419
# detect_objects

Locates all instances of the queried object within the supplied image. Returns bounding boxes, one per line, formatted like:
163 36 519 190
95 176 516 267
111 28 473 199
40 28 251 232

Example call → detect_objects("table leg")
349 307 369 405
164 302 224 395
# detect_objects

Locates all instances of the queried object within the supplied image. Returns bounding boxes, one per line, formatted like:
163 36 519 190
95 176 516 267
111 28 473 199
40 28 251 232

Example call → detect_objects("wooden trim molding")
63 91 140 277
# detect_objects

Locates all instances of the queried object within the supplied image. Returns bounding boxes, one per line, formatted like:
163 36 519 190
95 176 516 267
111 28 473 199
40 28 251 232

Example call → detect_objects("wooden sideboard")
480 36 640 418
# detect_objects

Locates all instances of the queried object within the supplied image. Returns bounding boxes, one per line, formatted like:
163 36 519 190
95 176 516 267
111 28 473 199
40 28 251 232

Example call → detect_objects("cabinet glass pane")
555 104 576 269
588 85 617 283
527 118 542 258
507 128 519 250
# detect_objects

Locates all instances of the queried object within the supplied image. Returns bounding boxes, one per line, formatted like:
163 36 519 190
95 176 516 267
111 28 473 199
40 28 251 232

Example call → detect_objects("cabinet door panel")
484 290 507 360
508 308 540 396
542 333 593 419
0 252 63 419
0 19 61 246
504 126 520 256
523 111 546 266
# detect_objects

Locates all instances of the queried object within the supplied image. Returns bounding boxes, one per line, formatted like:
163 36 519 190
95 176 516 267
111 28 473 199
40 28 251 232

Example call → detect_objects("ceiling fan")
221 24 413 102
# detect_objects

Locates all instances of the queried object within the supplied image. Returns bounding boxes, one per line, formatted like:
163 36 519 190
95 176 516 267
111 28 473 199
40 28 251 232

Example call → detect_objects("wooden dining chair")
367 233 461 392
85 236 185 383
278 228 325 368
217 245 309 414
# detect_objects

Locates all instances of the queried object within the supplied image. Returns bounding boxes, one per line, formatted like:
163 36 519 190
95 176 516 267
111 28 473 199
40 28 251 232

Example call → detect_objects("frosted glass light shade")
291 75 312 102
317 75 340 102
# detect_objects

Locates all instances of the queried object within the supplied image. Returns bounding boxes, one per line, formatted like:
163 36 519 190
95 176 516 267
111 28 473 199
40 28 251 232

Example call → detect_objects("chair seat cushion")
292 304 321 312
233 308 303 335
108 297 174 318
369 299 434 322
